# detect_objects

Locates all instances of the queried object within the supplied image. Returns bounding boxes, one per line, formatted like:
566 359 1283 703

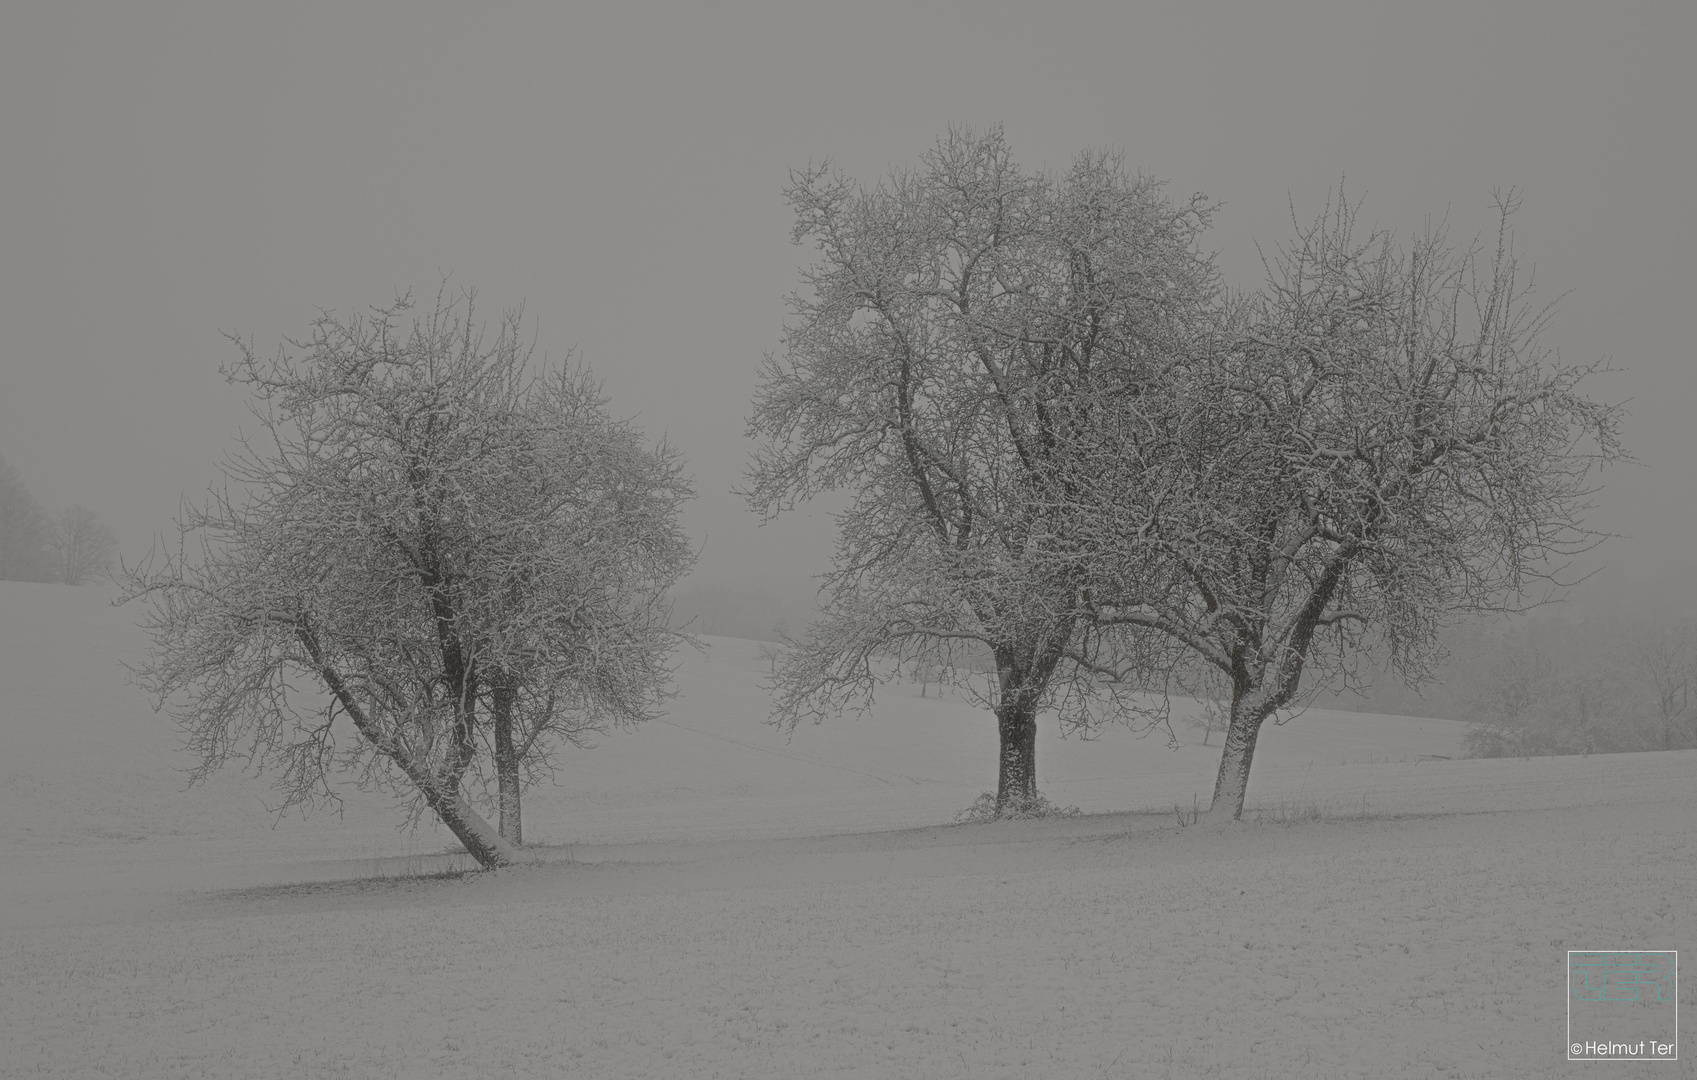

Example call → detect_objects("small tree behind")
1182 698 1227 748
124 291 693 868
470 371 695 845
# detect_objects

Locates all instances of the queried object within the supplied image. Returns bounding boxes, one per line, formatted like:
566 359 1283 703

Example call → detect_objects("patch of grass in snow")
1251 794 1375 824
952 790 1083 823
223 863 473 902
1169 793 1381 827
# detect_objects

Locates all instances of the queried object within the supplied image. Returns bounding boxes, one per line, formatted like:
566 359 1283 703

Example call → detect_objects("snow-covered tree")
1069 193 1623 819
124 291 693 867
746 128 1217 815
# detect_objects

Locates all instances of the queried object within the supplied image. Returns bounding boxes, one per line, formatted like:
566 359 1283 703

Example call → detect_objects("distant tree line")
0 452 119 585
1454 612 1697 756
1283 594 1697 757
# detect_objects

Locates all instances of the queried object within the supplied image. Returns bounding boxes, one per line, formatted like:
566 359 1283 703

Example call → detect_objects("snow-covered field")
1 579 1691 1078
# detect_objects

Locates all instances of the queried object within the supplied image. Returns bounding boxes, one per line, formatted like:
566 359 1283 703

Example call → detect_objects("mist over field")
1 580 1692 1077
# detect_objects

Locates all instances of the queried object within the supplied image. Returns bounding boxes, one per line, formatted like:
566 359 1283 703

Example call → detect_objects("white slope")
3 580 1691 1079
0 579 1465 897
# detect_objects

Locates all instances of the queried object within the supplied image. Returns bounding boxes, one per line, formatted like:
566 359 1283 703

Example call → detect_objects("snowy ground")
1 579 1691 1078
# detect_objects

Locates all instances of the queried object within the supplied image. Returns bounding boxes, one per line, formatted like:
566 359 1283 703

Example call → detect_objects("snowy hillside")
1 580 1691 1078
0 579 1468 890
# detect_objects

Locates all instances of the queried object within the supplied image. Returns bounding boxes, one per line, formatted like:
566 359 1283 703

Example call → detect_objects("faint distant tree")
124 291 693 868
1181 693 1228 747
1068 192 1624 819
746 128 1216 816
757 617 793 673
1629 619 1697 751
52 504 119 585
0 453 52 582
904 656 961 699
1462 646 1557 757
1553 657 1630 754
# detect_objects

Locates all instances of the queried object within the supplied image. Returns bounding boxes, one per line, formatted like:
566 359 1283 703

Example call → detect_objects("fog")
3 1 1691 601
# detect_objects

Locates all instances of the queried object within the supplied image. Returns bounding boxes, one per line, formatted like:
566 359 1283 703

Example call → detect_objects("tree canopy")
126 291 693 866
747 127 1219 813
753 131 1622 822
1069 193 1622 818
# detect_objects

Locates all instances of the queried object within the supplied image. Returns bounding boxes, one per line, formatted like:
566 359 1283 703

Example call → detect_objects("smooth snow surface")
2 580 1692 1078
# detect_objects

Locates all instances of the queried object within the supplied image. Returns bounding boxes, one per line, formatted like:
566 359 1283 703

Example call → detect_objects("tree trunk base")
994 702 1039 816
421 782 522 869
1193 804 1241 827
1204 696 1272 822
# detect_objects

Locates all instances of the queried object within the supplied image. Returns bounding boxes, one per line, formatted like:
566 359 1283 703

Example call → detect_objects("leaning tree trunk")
492 681 522 846
412 772 519 869
353 730 516 869
1200 690 1276 824
308 646 518 869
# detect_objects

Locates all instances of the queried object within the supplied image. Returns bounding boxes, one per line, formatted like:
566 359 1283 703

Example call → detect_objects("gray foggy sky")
2 2 1691 595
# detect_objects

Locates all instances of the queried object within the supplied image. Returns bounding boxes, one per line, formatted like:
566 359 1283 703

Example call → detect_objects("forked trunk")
994 698 1039 813
307 643 517 870
492 682 522 846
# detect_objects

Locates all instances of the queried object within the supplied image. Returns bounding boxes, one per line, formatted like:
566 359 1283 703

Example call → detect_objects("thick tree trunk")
1200 692 1274 823
987 639 1062 816
492 682 522 846
994 698 1039 813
